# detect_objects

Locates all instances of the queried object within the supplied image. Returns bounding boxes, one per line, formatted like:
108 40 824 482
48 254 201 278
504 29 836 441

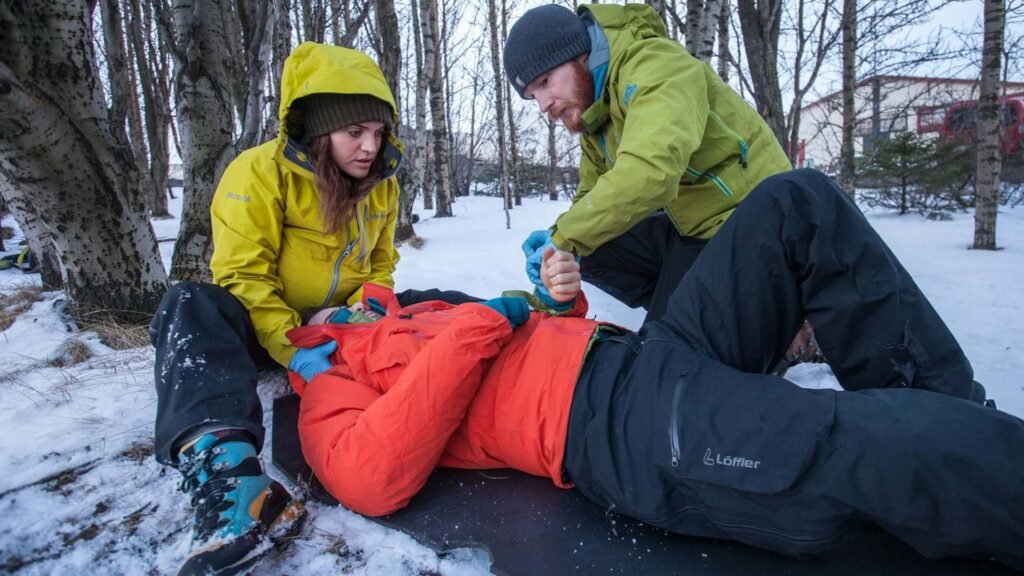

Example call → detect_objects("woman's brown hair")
308 134 387 236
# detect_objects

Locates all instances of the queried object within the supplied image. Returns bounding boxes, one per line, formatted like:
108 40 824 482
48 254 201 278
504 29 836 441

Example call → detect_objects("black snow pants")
579 212 706 324
150 283 479 465
564 169 1021 568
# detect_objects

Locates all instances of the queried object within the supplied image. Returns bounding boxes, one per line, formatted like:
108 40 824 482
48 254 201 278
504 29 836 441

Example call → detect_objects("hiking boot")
177 430 305 576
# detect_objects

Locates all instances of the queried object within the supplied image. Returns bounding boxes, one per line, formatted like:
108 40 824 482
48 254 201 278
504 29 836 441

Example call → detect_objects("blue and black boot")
176 430 306 576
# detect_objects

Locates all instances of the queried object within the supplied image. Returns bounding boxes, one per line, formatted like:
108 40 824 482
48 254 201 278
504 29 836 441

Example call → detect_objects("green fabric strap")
500 289 577 317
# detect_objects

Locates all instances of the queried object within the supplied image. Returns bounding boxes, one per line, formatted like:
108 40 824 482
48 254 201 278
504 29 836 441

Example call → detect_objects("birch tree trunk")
488 0 511 224
0 0 167 320
547 117 559 201
0 179 62 288
421 0 453 217
123 8 159 217
784 0 835 167
236 0 272 152
129 0 172 218
501 0 521 207
264 0 291 140
376 0 418 242
716 1 730 82
974 0 1004 250
737 0 787 153
162 0 238 281
440 0 459 197
696 0 721 63
100 0 133 156
839 0 857 197
411 0 433 211
466 62 481 199
685 0 703 55
337 0 372 48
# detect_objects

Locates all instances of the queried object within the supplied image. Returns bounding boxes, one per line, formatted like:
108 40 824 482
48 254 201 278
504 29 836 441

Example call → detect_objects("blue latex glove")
289 340 338 381
521 229 556 297
328 307 353 323
365 297 386 316
481 297 531 328
534 287 574 312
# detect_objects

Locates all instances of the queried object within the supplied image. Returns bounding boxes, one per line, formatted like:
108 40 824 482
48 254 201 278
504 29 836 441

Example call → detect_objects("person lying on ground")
288 169 1019 571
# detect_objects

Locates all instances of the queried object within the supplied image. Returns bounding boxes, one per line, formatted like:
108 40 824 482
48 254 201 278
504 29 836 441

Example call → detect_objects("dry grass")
0 286 44 332
118 440 154 465
398 235 425 249
50 338 93 368
76 312 151 351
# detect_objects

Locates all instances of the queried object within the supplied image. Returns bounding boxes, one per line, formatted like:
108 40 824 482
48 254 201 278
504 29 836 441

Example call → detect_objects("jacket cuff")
550 229 573 254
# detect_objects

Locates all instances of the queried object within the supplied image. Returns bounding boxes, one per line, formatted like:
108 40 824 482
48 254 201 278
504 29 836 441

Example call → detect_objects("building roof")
801 74 1024 112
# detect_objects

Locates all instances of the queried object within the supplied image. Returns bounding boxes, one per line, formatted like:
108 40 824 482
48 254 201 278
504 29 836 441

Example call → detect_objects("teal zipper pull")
740 141 749 169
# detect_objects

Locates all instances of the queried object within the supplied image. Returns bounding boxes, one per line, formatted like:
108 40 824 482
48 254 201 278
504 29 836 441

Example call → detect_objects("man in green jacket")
505 3 791 323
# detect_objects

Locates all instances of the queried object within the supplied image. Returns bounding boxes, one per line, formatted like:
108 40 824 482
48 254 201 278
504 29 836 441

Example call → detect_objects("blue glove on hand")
328 307 354 324
534 286 574 312
522 229 556 296
365 297 386 316
481 297 531 328
289 340 338 381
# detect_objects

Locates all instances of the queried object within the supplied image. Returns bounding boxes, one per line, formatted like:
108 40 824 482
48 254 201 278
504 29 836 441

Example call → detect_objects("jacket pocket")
364 328 425 373
669 360 835 494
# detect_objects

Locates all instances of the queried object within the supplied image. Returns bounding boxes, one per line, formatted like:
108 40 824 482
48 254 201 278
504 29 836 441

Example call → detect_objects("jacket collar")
580 14 611 136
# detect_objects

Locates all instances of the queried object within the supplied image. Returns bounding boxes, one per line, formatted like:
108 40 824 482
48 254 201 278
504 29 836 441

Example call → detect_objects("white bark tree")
421 0 453 217
839 0 856 196
0 0 167 321
158 0 238 282
488 0 511 226
974 0 1005 250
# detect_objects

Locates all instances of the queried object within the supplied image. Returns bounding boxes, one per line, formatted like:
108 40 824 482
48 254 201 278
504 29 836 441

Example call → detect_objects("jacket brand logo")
623 83 637 107
703 448 760 469
226 192 251 203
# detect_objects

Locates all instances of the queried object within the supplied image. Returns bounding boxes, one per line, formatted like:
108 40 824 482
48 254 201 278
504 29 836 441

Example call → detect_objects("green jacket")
550 4 790 255
209 42 404 367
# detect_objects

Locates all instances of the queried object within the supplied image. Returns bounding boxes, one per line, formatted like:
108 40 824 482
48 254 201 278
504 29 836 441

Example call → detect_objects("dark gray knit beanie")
503 4 591 99
291 93 393 141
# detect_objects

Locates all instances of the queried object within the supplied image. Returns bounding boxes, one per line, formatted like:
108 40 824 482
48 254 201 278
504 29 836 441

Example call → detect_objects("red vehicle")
949 95 1022 150
916 94 1024 182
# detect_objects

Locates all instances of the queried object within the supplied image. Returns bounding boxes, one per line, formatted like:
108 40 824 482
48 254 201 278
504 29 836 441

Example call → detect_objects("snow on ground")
0 190 1021 575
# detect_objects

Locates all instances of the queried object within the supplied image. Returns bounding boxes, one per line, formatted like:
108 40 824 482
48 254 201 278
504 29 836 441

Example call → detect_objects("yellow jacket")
210 42 404 367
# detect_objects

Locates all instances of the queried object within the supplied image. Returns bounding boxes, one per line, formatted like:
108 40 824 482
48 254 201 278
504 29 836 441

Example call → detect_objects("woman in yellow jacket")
148 42 475 576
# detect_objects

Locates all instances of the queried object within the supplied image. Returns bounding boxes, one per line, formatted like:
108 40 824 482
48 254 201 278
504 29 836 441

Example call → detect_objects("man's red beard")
551 58 595 134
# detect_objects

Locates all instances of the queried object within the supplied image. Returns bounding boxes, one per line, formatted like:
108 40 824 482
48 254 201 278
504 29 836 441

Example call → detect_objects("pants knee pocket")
668 360 836 494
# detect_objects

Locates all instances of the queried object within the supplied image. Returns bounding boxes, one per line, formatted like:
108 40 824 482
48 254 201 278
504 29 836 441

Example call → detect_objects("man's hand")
773 320 826 377
540 248 581 303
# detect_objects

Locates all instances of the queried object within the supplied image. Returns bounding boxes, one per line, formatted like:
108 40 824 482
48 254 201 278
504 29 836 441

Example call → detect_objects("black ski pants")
150 283 479 465
580 212 706 324
565 170 1021 568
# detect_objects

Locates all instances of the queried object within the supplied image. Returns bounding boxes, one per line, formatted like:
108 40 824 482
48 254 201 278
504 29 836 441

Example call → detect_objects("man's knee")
752 169 841 204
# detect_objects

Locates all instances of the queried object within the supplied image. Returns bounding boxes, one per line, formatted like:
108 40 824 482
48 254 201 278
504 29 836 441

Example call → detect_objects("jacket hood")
576 4 669 136
578 3 668 42
275 42 404 178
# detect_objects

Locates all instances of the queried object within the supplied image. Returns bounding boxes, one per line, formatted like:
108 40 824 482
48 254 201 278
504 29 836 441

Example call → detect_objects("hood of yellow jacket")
274 42 404 179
